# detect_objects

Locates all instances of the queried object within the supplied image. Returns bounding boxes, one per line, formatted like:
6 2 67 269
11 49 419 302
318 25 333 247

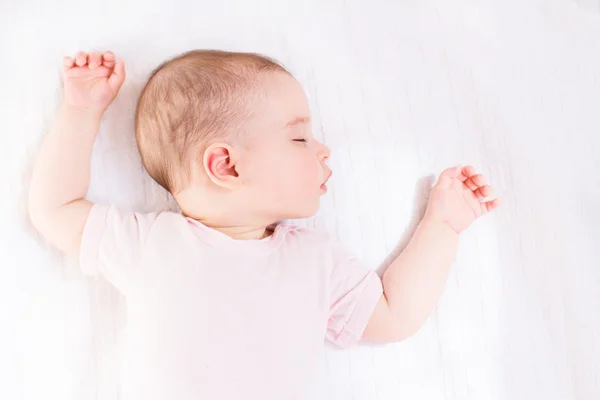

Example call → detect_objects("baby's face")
239 73 331 220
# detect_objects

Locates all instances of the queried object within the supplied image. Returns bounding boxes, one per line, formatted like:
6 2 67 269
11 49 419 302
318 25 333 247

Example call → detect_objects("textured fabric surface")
2 0 599 399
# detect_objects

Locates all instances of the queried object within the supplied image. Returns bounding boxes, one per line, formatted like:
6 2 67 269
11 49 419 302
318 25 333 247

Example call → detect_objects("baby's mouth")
320 172 332 193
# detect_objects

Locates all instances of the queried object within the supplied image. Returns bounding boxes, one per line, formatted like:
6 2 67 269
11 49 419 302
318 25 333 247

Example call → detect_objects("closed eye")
293 139 307 143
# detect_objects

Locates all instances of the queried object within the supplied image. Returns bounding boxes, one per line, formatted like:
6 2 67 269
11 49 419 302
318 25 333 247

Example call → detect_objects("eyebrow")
286 116 311 127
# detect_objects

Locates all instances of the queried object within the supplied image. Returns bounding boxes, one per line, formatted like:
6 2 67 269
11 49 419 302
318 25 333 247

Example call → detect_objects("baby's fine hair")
135 50 288 193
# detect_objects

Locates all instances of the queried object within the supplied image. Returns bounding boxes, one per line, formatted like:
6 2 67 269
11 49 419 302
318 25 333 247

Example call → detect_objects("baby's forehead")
254 73 311 127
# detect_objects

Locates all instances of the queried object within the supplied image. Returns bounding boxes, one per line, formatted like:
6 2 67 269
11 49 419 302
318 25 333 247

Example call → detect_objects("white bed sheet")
1 0 599 399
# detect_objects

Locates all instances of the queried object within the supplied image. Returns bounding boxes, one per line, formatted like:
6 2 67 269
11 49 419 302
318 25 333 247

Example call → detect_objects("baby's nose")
318 144 331 162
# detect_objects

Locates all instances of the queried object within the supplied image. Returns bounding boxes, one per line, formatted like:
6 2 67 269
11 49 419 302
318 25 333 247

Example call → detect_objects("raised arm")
28 51 125 254
362 165 501 343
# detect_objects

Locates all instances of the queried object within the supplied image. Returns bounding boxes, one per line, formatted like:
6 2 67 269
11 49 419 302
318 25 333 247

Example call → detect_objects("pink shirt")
80 204 383 400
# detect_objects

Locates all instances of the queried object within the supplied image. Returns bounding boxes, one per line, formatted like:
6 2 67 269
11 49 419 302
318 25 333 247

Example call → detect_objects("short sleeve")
325 241 383 348
80 204 159 294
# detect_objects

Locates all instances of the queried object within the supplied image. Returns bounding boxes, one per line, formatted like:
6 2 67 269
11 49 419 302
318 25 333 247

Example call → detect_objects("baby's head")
135 50 331 227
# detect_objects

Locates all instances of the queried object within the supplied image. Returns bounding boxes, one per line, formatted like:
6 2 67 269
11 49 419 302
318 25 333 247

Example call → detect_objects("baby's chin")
275 198 321 221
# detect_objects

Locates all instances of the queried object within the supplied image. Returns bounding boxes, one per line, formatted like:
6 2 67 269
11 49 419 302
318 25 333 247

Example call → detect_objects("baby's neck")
176 188 276 241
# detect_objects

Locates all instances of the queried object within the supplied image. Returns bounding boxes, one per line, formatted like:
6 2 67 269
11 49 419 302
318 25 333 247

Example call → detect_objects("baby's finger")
440 165 462 179
471 174 486 188
463 176 479 191
108 59 126 89
102 51 116 68
475 184 492 199
75 52 88 67
88 51 102 69
462 165 477 178
482 198 502 213
62 56 75 70
457 165 474 183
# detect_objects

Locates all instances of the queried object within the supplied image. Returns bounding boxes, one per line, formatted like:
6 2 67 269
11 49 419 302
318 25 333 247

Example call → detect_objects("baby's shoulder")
274 224 355 268
143 209 186 226
140 209 195 238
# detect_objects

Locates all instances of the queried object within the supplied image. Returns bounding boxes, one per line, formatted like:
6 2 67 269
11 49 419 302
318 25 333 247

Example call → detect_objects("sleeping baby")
28 49 501 399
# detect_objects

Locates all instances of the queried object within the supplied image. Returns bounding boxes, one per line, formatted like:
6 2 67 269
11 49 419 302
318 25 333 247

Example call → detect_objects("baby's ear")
203 143 240 189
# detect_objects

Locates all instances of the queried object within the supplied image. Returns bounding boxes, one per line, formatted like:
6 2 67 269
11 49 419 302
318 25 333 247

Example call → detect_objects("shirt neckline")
185 217 289 253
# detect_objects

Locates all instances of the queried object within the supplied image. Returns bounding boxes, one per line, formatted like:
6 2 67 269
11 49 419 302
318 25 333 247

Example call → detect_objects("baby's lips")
320 171 332 192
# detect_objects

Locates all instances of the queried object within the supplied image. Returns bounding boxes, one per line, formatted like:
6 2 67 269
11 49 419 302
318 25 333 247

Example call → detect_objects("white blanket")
2 0 599 399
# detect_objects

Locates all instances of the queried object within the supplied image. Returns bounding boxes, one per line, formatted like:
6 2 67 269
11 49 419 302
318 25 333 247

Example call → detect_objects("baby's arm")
29 51 125 254
362 166 501 343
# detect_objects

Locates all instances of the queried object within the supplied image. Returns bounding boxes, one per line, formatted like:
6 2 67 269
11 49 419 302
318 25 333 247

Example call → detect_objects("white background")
1 0 599 399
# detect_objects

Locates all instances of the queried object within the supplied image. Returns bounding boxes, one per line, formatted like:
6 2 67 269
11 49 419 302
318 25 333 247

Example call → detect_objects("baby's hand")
424 165 501 234
62 51 126 114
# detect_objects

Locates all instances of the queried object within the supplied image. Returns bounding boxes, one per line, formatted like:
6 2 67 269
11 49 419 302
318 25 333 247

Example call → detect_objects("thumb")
439 165 462 179
108 60 126 90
